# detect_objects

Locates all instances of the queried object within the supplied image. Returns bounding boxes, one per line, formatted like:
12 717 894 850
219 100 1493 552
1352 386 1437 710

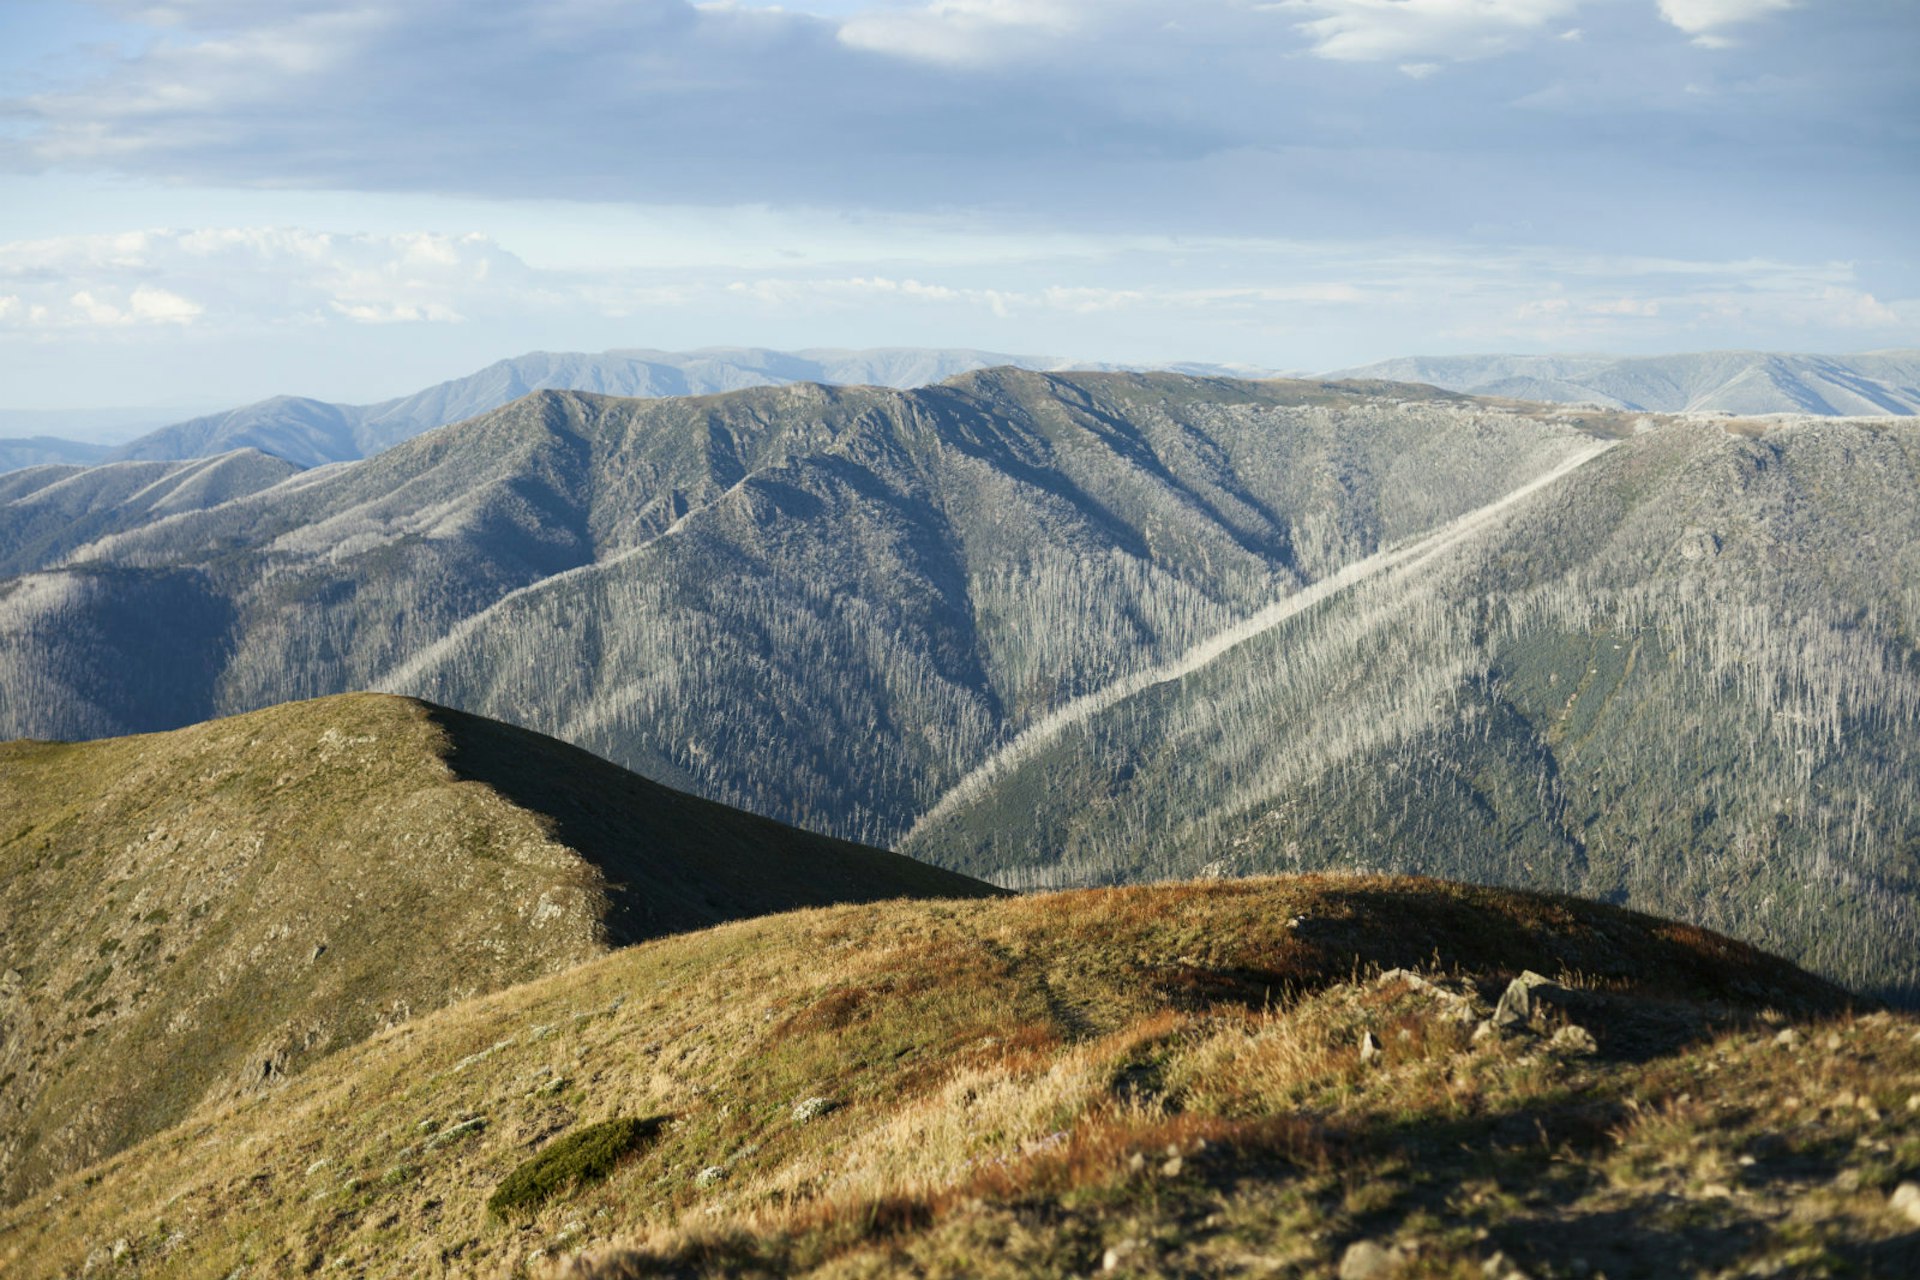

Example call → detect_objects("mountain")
101 347 1282 468
0 438 109 472
107 396 365 469
0 450 301 577
1326 350 1920 416
0 875 1886 1279
0 692 993 1204
1 372 1606 820
6 371 1920 1002
905 411 1920 1001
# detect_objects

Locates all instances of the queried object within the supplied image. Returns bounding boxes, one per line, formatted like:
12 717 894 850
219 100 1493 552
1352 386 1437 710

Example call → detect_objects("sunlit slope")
0 372 1613 844
0 876 1882 1279
908 416 1920 1001
0 693 992 1204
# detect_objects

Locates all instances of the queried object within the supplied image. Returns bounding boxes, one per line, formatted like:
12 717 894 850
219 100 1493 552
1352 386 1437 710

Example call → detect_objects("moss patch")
487 1116 663 1219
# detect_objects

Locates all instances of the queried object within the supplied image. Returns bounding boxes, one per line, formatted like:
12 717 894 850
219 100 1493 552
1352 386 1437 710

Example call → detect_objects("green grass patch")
486 1116 662 1219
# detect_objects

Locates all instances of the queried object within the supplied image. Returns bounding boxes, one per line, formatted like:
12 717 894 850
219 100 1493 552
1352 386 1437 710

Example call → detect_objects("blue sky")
0 0 1914 411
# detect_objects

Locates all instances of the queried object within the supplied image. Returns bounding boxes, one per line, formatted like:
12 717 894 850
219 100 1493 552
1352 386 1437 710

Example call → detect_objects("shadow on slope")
0 693 993 1207
423 702 1001 945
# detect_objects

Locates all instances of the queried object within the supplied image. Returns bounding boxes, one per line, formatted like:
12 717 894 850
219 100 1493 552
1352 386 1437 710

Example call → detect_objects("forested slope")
907 416 1920 1000
0 372 1604 843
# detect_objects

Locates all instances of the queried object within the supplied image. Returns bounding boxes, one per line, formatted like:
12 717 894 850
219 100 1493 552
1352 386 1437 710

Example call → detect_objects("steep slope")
108 397 363 468
1329 350 1920 416
0 693 993 1204
908 414 1920 1001
102 347 1276 466
0 877 1882 1279
0 373 1610 845
0 450 301 576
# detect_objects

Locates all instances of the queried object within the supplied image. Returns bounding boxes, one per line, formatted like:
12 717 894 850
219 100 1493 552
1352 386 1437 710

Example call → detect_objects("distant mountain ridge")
1325 349 1920 416
12 347 1908 473
99 347 1283 469
0 438 109 472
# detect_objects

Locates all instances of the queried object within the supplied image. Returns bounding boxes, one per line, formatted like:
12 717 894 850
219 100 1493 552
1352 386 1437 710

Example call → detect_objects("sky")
0 0 1915 415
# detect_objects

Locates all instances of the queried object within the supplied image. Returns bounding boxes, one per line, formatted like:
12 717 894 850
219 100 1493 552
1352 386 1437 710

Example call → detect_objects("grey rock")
1891 1181 1920 1226
1338 1240 1406 1280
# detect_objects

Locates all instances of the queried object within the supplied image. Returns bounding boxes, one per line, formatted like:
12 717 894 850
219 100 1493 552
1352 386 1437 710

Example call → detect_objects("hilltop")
6 876 1911 1279
0 693 992 1204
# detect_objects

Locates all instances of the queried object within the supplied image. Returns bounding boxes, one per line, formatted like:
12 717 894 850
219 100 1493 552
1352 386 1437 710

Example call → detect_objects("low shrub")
487 1116 661 1219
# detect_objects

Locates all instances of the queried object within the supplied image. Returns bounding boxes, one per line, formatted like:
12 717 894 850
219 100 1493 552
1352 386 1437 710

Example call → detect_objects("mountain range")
94 347 1278 470
1329 349 1920 417
5 368 1918 1002
5 359 1920 1275
6 347 1911 479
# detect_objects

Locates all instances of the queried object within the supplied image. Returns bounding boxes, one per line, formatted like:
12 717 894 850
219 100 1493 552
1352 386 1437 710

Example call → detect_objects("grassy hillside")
909 415 1920 1003
0 693 992 1204
5 876 1908 1279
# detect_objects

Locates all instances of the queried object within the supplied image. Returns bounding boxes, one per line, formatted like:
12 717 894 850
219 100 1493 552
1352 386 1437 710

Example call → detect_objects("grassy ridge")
0 693 993 1205
5 876 1900 1278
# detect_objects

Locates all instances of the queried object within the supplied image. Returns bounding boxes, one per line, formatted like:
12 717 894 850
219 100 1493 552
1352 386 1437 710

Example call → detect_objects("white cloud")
837 0 1089 64
1658 0 1796 39
129 285 203 323
1284 0 1581 64
0 228 530 331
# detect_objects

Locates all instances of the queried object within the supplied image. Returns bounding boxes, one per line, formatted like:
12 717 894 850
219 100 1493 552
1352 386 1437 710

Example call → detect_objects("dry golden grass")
5 873 1900 1279
0 692 992 1208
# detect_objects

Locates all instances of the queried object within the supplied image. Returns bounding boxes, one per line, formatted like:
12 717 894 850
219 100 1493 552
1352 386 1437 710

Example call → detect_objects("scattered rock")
1359 1031 1382 1066
792 1096 839 1123
425 1116 484 1149
1774 1028 1799 1048
694 1165 727 1188
529 1076 568 1098
1678 528 1720 561
1549 1025 1598 1056
1492 972 1557 1029
1103 1237 1146 1271
1338 1240 1406 1279
1160 1155 1184 1177
1891 1182 1920 1227
1482 1251 1533 1280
